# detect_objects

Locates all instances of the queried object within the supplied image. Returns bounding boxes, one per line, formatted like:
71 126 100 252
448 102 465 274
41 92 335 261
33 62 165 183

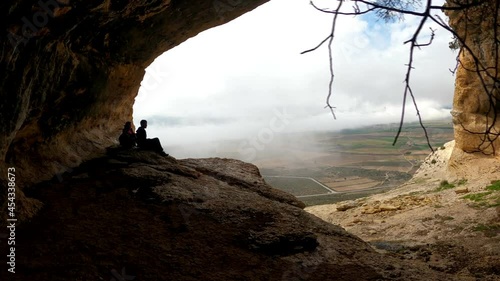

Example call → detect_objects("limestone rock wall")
446 0 500 155
0 0 268 185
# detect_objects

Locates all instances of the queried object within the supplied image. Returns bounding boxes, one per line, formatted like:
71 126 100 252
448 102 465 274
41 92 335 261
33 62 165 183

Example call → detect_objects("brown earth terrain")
306 141 500 280
0 147 474 281
1 0 500 280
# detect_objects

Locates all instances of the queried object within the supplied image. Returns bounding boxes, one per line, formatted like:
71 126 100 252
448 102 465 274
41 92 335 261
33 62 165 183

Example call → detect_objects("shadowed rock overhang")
0 0 269 185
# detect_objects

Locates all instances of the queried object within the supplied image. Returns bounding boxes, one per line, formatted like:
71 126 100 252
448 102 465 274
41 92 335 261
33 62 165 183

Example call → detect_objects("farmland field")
197 118 454 206
263 176 333 197
256 119 454 206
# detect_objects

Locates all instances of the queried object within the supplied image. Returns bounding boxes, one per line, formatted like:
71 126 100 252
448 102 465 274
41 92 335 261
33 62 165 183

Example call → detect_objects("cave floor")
307 176 500 280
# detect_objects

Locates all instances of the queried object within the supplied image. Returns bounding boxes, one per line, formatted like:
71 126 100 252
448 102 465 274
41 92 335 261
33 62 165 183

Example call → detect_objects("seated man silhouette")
136 119 168 156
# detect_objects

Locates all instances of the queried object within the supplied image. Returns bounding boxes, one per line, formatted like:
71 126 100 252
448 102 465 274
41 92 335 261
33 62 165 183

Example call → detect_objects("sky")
132 0 457 158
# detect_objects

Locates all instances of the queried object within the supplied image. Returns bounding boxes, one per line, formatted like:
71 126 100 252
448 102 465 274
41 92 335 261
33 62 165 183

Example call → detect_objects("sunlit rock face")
0 0 268 187
446 0 500 155
445 0 500 179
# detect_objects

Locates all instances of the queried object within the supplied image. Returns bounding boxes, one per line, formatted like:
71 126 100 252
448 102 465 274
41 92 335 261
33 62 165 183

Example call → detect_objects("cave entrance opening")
132 0 456 161
132 0 332 160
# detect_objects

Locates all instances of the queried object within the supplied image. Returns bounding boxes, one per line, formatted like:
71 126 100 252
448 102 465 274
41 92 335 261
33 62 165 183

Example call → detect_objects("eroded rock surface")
0 149 464 280
307 141 500 280
1 1 500 279
0 0 268 186
0 0 269 222
446 0 500 156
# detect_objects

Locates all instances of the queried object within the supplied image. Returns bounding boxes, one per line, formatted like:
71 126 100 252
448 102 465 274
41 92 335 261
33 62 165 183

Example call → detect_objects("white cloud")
132 0 457 157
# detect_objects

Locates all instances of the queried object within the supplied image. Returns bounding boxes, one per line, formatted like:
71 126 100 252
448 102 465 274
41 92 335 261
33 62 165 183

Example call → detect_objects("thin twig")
304 0 498 154
393 0 434 152
324 0 344 119
302 0 344 119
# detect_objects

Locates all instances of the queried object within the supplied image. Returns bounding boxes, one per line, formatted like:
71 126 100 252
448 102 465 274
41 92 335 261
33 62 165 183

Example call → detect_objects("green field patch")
321 120 453 158
358 161 410 167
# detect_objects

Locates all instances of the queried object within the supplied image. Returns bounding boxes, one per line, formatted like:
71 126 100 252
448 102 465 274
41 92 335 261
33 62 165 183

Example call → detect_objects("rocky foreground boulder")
1 1 499 279
2 0 500 213
1 148 466 281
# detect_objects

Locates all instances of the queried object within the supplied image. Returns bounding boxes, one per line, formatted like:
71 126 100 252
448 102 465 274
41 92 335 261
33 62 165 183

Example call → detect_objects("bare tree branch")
304 0 499 155
302 0 344 119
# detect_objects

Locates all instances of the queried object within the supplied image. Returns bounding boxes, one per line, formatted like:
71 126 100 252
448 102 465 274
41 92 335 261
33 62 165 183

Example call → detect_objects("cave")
1 0 500 280
1 0 269 187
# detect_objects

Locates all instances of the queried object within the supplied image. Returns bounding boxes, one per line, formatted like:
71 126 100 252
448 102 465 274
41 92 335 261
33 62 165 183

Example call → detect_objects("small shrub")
431 159 437 164
440 180 450 186
462 192 493 202
473 224 500 237
486 181 500 191
435 180 455 192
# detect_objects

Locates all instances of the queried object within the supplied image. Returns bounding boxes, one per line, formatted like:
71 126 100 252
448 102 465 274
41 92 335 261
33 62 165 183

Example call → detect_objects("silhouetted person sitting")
119 121 136 148
136 119 168 156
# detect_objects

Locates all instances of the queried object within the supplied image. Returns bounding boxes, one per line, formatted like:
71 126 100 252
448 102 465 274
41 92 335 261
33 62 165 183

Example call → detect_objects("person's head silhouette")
140 119 147 128
124 121 132 130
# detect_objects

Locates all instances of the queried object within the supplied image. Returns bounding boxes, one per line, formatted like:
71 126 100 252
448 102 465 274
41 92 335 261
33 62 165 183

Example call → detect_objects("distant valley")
188 118 455 206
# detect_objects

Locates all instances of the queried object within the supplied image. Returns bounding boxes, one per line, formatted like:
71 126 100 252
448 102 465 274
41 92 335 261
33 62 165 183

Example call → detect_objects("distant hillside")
338 118 454 152
257 118 455 206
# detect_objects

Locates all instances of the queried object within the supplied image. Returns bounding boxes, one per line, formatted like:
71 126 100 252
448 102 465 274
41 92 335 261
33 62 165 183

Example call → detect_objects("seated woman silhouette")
136 119 168 156
119 121 137 148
